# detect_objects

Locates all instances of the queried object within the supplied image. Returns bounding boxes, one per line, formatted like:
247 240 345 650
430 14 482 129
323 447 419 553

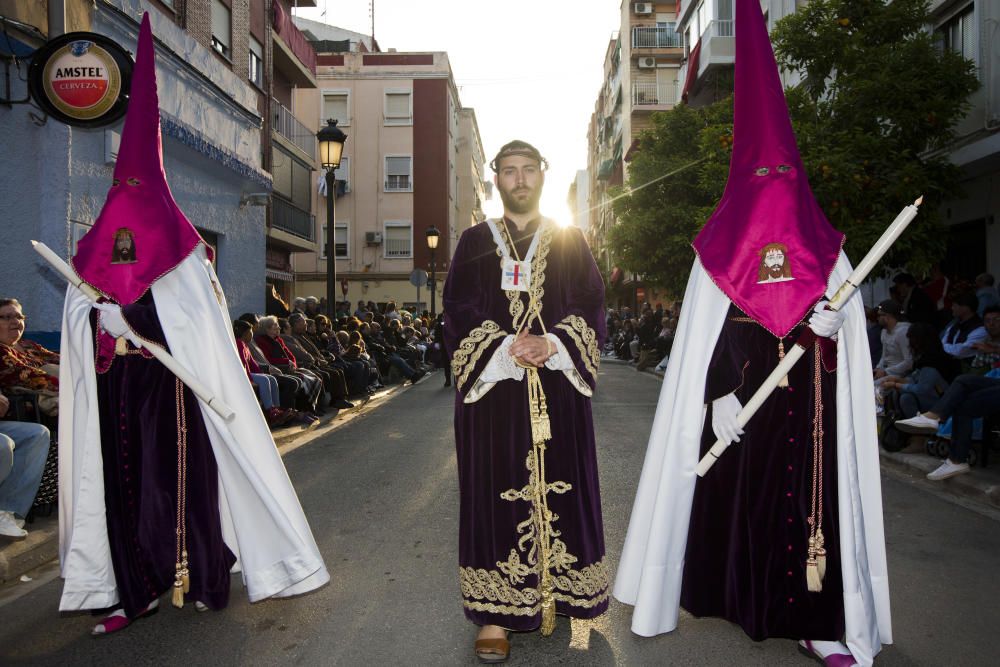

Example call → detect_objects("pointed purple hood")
692 0 843 338
72 12 208 305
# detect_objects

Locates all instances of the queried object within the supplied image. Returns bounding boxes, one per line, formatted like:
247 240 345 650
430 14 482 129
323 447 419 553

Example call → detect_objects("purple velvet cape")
93 294 235 618
443 219 608 630
680 305 844 641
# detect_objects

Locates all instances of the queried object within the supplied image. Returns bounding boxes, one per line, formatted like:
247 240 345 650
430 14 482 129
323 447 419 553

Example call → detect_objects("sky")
294 0 622 223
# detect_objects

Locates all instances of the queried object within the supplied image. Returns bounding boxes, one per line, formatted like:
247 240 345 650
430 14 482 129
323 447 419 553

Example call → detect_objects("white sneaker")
927 460 970 481
0 511 27 538
895 413 940 435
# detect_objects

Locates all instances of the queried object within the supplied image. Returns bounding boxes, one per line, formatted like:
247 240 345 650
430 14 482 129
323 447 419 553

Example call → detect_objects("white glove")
94 303 141 346
808 300 846 338
711 392 744 445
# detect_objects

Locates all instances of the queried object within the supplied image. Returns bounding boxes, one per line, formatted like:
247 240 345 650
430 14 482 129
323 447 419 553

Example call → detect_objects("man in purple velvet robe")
444 141 607 662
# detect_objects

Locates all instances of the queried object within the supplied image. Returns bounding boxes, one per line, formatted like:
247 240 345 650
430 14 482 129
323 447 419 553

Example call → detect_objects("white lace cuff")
480 335 525 383
544 333 574 371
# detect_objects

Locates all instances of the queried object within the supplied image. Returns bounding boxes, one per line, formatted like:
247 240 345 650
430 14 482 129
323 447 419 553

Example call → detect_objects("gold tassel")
777 340 789 387
115 336 128 356
540 594 556 636
172 564 185 608
806 559 822 592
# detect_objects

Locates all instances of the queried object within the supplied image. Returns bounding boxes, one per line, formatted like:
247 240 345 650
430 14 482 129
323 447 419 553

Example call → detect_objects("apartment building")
0 0 271 338
586 1 685 301
289 18 485 312
928 0 1000 279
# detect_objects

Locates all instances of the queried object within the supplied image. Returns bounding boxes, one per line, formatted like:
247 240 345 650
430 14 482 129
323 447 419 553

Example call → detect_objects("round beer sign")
29 32 133 128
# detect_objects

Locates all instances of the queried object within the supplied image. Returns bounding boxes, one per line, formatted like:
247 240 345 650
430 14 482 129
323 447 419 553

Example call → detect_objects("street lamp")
426 225 440 316
317 118 348 315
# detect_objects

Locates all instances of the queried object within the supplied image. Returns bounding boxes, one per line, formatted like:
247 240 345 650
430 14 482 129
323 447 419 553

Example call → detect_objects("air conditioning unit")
634 2 653 15
638 57 657 69
365 231 383 245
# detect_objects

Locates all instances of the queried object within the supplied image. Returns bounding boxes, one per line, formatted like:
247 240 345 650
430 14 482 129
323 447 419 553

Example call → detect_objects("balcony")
271 197 316 250
272 1 317 87
632 25 683 50
695 20 734 78
632 81 678 107
272 97 316 160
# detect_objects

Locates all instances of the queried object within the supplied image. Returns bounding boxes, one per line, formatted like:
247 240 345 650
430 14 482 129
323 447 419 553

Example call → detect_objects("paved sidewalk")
0 375 429 585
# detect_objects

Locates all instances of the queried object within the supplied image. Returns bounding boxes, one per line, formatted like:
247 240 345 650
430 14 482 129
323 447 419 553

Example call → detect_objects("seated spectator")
975 273 999 316
881 323 961 418
359 322 424 384
0 389 50 538
232 321 293 427
968 306 1000 373
291 297 306 314
0 298 59 417
284 314 354 409
893 273 936 326
239 314 316 420
295 315 369 397
354 300 368 318
254 316 325 416
940 291 987 361
873 300 912 386
304 296 320 319
895 373 1000 480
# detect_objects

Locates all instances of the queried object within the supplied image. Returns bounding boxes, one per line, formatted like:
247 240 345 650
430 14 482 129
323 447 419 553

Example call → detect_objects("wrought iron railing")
632 81 679 106
272 197 315 241
272 98 316 160
632 25 683 49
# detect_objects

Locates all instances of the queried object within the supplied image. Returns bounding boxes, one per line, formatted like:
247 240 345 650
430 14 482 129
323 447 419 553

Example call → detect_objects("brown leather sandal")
474 634 510 664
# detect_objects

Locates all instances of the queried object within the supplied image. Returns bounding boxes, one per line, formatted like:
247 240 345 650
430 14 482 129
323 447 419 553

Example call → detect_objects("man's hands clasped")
508 330 555 368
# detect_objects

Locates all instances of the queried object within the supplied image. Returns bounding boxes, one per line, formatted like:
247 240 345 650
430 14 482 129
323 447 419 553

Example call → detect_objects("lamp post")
317 118 347 316
426 225 440 316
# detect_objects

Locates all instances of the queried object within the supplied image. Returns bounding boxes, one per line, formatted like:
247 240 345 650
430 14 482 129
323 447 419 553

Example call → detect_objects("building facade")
586 1 685 303
288 19 485 313
928 0 1000 281
0 0 271 341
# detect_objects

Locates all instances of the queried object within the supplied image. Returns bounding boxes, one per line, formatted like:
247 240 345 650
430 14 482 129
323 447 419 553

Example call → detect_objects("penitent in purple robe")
444 218 608 630
680 304 844 641
92 293 235 618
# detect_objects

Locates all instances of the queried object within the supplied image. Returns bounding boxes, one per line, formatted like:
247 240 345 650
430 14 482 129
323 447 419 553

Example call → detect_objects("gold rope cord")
806 343 827 593
172 377 190 608
495 221 559 634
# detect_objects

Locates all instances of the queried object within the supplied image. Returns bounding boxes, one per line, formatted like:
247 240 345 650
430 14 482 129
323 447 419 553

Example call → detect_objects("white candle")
836 197 923 307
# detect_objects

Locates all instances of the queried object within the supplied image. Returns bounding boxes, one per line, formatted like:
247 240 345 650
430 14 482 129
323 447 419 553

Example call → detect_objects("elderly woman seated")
0 298 59 417
254 315 324 417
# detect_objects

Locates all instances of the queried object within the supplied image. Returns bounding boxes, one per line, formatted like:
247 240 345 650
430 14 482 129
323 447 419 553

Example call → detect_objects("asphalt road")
1 363 998 666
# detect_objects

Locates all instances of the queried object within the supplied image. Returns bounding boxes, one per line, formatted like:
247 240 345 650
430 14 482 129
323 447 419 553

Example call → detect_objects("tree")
609 0 978 297
607 94 734 296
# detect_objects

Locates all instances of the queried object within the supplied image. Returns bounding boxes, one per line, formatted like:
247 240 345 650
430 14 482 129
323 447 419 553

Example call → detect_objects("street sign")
341 278 348 295
28 32 133 128
409 269 428 287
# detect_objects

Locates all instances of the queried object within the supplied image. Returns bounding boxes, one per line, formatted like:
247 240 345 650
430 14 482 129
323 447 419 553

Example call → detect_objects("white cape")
613 254 891 665
57 247 330 611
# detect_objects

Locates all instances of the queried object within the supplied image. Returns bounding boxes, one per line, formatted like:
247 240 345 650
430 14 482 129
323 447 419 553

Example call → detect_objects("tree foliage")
608 0 979 297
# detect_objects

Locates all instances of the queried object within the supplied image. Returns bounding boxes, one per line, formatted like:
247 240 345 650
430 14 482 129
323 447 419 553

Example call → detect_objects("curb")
0 373 431 585
879 447 1000 510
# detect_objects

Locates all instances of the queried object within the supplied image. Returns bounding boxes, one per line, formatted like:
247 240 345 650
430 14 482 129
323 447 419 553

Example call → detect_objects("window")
321 222 349 259
272 145 311 211
323 91 351 126
936 4 977 64
249 36 263 87
383 221 412 258
211 0 231 59
384 89 412 125
385 156 412 191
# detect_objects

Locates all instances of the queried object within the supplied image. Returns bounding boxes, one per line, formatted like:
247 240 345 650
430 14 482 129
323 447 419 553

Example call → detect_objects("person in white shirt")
874 300 912 384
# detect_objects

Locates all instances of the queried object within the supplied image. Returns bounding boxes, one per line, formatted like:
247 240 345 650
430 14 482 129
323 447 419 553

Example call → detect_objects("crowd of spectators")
235 296 445 428
604 301 680 374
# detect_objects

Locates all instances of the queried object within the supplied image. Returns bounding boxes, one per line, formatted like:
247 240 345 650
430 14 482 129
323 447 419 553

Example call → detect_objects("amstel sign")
28 32 133 128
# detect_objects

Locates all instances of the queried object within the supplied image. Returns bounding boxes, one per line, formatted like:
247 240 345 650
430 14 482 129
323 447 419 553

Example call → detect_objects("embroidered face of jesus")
757 243 793 284
111 228 137 264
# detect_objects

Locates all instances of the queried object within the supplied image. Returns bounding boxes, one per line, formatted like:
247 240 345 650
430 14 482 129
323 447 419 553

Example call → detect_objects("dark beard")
768 264 784 278
498 185 542 215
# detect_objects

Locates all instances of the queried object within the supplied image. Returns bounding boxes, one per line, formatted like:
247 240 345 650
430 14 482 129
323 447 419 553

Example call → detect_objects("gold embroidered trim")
555 314 600 377
452 320 507 390
495 221 553 332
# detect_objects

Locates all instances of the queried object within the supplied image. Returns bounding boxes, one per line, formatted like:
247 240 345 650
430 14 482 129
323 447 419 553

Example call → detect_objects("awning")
681 40 701 103
597 159 614 181
265 268 294 282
